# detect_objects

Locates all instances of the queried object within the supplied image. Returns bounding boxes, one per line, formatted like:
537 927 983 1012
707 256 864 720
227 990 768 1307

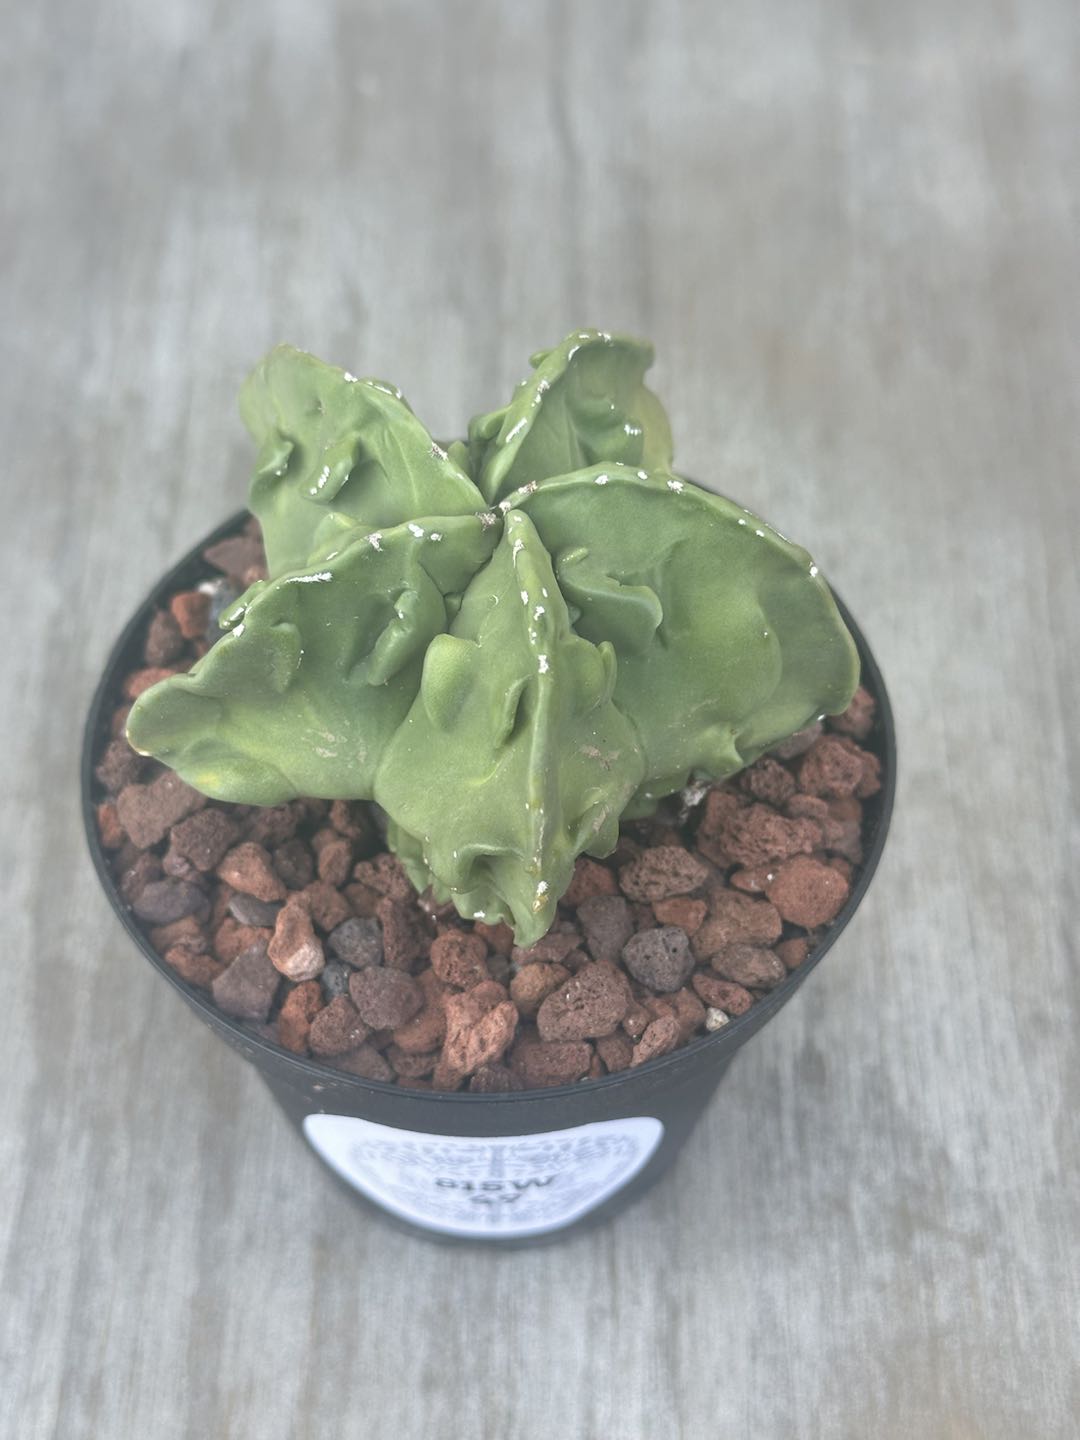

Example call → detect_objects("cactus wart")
127 331 859 945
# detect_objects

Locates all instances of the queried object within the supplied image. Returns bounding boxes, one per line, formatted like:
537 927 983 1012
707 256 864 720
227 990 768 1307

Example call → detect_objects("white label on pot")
302 1113 664 1238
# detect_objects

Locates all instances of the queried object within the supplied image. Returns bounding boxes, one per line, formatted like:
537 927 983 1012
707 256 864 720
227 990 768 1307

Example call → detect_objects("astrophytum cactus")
127 331 859 945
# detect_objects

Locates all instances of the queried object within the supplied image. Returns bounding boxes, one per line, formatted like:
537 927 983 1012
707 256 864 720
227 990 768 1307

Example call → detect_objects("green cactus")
127 331 859 944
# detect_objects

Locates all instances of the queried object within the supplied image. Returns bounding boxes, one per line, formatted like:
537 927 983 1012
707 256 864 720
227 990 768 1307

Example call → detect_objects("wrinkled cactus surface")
128 331 858 943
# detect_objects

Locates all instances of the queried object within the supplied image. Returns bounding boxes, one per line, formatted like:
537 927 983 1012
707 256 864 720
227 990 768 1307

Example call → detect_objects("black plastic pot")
83 510 895 1247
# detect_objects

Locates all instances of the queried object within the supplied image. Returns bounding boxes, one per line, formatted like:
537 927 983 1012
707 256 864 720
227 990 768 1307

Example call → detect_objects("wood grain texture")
2 1 1078 1435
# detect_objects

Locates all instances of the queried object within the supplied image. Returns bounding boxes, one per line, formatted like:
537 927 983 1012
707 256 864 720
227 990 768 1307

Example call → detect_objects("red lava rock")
441 982 518 1078
429 930 490 988
116 772 205 849
474 919 514 956
536 961 632 1042
132 877 210 925
510 1037 593 1089
775 937 809 970
122 666 179 700
211 940 280 1022
314 830 353 887
652 896 707 932
696 787 747 838
268 898 325 980
828 685 876 740
376 896 429 970
169 590 211 639
308 994 371 1057
692 889 783 959
631 1014 680 1066
302 880 353 933
391 970 447 1054
163 944 224 988
95 738 144 794
212 917 271 965
621 927 694 993
217 842 286 902
509 962 571 1019
563 857 619 907
797 735 865 799
331 1044 394 1081
618 846 710 902
766 855 850 927
691 972 754 1015
353 854 414 901
741 756 797 807
576 895 633 961
96 802 124 850
349 967 424 1030
595 1032 634 1073
169 809 240 871
701 802 821 869
710 943 787 990
143 609 185 666
277 980 324 1052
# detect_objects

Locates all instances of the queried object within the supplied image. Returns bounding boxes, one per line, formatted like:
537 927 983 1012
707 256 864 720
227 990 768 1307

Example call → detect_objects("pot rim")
82 507 896 1105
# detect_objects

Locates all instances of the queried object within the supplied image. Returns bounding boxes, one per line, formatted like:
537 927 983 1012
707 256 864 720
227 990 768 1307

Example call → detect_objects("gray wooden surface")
2 1 1078 1435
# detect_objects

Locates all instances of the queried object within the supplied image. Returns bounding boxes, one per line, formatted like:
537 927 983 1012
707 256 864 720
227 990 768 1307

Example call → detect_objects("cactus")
127 331 859 944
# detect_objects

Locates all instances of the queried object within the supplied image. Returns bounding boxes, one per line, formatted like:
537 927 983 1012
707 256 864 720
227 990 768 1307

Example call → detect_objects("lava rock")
709 943 786 990
576 895 633 962
217 842 286 902
621 927 694 993
268 898 325 981
765 855 850 927
228 892 282 928
349 967 423 1030
328 916 384 969
430 930 490 988
618 846 710 902
171 809 241 872
211 940 279 1023
116 772 205 849
308 994 371 1057
536 962 632 1042
132 878 210 925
